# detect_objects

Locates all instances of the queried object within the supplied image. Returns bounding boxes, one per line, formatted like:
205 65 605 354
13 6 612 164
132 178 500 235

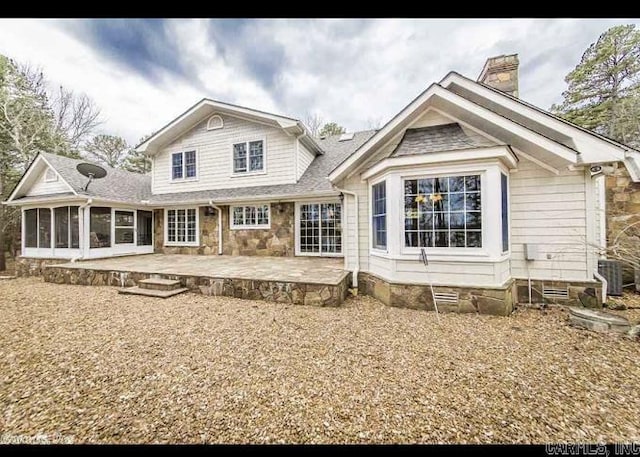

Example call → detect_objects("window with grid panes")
403 175 481 248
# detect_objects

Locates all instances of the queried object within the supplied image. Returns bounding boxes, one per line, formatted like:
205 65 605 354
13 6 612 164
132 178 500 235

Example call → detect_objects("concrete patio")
43 254 351 306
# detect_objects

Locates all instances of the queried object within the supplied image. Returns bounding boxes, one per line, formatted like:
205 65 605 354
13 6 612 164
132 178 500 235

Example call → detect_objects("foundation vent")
433 292 459 305
542 287 569 300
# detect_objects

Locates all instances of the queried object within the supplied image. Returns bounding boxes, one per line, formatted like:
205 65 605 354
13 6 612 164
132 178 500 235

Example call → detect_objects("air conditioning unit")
598 259 623 296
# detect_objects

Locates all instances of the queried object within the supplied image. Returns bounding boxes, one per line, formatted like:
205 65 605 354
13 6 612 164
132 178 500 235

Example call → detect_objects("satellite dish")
76 163 107 191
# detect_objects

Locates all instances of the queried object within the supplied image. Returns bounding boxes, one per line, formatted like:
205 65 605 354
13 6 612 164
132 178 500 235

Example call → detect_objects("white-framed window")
171 150 197 180
114 210 135 245
207 114 224 130
296 202 342 256
165 208 198 245
372 181 387 250
232 140 265 174
230 204 270 229
45 168 58 182
404 174 482 248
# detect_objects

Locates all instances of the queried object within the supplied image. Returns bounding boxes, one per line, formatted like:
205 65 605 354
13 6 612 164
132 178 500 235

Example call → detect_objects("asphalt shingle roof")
391 123 495 157
40 152 152 204
13 132 377 205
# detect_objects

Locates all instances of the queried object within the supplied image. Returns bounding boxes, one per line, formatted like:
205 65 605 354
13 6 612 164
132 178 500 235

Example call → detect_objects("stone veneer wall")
221 202 294 256
154 208 220 255
605 163 640 282
358 272 516 316
42 266 350 307
15 257 70 277
153 203 295 257
515 279 603 308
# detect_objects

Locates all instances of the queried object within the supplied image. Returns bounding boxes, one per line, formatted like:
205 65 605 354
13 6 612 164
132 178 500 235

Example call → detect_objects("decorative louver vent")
542 287 569 300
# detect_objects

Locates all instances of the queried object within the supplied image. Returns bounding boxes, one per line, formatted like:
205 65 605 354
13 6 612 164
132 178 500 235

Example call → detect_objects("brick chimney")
477 54 519 98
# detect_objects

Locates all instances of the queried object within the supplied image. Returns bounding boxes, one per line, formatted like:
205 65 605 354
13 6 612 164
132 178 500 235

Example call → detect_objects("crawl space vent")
433 292 459 305
542 287 569 300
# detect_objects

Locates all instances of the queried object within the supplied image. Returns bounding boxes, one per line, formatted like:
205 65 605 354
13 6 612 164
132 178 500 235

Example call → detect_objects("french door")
298 202 342 256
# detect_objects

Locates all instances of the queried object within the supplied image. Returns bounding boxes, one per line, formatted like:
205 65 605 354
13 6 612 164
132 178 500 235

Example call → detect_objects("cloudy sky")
1 18 638 144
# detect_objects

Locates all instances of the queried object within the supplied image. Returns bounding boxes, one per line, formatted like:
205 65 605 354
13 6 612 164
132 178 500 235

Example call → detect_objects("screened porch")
22 205 154 259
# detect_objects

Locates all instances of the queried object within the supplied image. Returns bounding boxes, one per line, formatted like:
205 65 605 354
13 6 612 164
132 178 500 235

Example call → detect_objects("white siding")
26 167 71 196
152 114 296 194
341 175 370 273
509 158 590 281
594 175 606 254
297 141 315 180
411 109 454 128
341 155 594 287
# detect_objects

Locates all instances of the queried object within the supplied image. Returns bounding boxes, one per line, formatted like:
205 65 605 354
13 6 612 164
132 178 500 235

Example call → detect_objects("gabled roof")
145 130 376 204
391 123 496 157
329 71 640 182
6 152 151 205
135 98 322 156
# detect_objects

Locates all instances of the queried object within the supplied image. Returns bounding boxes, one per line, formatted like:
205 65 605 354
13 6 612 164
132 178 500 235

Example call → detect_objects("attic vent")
542 287 569 300
45 168 57 182
433 292 459 305
207 114 224 131
338 132 355 142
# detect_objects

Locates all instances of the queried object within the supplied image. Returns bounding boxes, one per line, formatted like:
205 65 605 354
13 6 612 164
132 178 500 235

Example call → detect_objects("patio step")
138 278 182 291
118 286 188 298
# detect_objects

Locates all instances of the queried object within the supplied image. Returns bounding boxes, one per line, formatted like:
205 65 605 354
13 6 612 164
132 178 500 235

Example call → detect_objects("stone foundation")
153 203 295 257
514 279 603 308
358 272 516 316
15 257 71 277
43 265 350 307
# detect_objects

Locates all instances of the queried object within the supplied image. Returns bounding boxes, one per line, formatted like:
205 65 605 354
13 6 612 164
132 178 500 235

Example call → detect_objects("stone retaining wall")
15 257 70 277
43 265 350 307
358 272 516 316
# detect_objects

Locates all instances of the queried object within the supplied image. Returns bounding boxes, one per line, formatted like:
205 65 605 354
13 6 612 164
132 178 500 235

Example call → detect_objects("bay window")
501 173 509 252
404 174 482 248
372 181 387 250
231 204 270 229
166 208 198 245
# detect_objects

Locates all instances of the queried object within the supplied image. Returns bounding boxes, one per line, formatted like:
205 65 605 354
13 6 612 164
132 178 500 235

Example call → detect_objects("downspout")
593 269 608 306
71 198 92 262
332 186 359 289
208 200 223 255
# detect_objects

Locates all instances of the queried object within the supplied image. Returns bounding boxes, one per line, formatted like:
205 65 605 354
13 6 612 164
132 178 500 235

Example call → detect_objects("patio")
43 254 351 306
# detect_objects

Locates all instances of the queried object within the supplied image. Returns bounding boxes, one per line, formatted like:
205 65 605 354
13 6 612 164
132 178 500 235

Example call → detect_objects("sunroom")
21 204 154 260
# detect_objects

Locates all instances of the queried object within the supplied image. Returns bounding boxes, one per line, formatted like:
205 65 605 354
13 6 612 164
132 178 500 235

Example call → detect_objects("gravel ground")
1 278 639 444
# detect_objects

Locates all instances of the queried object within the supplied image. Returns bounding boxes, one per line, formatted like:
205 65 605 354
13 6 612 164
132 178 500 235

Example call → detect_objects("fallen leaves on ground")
0 278 638 444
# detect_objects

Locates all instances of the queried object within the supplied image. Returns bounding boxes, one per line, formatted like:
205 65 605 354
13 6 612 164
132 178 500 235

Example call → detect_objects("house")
6 54 640 314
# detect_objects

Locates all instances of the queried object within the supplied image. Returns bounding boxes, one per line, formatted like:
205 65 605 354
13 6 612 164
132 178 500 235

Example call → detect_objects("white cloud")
0 18 639 142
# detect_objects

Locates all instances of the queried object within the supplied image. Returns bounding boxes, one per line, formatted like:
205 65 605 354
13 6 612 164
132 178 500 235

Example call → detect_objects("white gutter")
208 200 223 255
332 186 359 289
71 198 92 263
593 269 608 305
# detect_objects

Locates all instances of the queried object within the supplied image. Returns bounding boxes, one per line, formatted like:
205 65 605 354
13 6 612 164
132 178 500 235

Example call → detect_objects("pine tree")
552 24 640 147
